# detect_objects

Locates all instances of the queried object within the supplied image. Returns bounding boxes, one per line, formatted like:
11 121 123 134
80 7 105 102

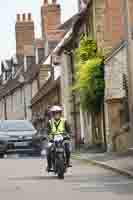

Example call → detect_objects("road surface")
0 156 133 200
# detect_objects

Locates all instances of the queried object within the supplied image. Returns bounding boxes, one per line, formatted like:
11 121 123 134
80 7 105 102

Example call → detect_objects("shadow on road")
9 175 58 181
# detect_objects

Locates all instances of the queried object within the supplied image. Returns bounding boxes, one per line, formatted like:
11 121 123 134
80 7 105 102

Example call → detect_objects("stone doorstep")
72 153 133 178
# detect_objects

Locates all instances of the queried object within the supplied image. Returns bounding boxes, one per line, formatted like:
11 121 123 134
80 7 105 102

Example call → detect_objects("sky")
0 0 78 62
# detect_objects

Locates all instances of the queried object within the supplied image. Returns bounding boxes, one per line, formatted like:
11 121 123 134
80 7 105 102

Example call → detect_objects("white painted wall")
0 82 35 120
60 53 72 123
32 80 38 98
104 45 129 151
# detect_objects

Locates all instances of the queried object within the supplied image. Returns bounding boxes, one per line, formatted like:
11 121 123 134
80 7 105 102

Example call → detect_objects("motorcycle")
48 134 71 179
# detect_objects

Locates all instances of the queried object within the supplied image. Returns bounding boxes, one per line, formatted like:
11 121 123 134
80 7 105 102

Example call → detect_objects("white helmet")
50 105 63 112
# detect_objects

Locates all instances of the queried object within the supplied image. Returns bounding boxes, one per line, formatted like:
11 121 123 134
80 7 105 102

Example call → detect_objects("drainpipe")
4 98 7 120
57 84 60 105
23 85 27 120
69 51 78 149
102 101 107 152
50 55 54 80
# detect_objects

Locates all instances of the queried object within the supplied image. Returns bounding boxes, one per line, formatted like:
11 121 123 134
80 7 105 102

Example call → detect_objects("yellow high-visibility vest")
49 118 65 135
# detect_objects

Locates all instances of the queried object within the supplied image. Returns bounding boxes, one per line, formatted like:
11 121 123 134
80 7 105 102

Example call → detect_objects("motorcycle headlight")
57 143 61 147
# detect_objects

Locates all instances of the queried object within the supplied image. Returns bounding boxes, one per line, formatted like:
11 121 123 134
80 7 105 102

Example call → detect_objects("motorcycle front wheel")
56 159 65 179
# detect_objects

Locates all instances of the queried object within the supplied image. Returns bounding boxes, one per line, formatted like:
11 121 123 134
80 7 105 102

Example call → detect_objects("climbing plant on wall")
73 35 105 113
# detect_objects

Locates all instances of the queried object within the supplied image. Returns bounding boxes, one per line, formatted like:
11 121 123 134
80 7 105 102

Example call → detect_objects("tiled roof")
105 40 128 64
0 64 40 99
24 64 40 82
0 79 21 99
58 14 78 31
5 59 12 70
31 77 60 105
56 4 92 54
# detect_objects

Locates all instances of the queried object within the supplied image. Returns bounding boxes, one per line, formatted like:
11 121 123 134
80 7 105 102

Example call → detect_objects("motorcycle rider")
46 105 71 171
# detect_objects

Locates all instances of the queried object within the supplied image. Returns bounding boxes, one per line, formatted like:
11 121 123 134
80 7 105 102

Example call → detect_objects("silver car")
0 120 41 157
0 134 8 157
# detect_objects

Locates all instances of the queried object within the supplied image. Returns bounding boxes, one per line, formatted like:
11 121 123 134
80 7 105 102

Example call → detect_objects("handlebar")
63 135 71 140
48 134 71 142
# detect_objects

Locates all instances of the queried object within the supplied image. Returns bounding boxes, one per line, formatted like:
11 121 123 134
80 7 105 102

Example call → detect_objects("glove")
64 134 71 140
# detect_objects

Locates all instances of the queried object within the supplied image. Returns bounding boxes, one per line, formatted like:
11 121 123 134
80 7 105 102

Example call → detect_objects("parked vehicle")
0 120 42 157
0 135 8 158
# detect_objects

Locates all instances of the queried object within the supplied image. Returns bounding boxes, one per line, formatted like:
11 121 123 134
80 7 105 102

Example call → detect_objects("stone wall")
104 44 130 152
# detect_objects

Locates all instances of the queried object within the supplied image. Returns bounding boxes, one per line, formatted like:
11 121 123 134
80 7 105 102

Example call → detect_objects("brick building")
54 0 133 150
30 1 78 132
41 0 65 54
104 0 133 49
0 13 42 120
30 0 133 149
77 1 133 52
97 0 133 51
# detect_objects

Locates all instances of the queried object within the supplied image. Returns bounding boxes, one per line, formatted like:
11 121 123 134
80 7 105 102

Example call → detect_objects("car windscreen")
0 121 35 132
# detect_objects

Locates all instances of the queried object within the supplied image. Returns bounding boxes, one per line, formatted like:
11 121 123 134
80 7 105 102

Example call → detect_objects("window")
27 56 35 68
38 48 45 63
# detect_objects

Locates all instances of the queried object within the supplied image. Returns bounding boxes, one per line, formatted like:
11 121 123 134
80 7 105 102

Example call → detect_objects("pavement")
1 156 133 199
73 148 133 178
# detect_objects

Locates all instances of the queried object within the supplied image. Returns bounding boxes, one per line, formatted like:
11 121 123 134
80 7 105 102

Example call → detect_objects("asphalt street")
0 155 133 200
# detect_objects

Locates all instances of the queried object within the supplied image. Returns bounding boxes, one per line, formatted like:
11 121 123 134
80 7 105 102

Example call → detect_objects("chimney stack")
41 0 61 38
44 0 48 4
52 0 57 4
28 13 31 21
22 13 26 21
17 14 20 22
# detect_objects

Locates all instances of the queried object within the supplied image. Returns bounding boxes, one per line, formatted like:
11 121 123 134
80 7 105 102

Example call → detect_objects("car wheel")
0 153 4 158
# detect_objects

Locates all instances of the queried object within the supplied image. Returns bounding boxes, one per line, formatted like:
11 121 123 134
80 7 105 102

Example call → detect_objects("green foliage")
73 36 104 112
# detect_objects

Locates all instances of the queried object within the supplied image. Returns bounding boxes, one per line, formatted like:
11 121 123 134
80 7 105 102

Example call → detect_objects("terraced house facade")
53 0 133 150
